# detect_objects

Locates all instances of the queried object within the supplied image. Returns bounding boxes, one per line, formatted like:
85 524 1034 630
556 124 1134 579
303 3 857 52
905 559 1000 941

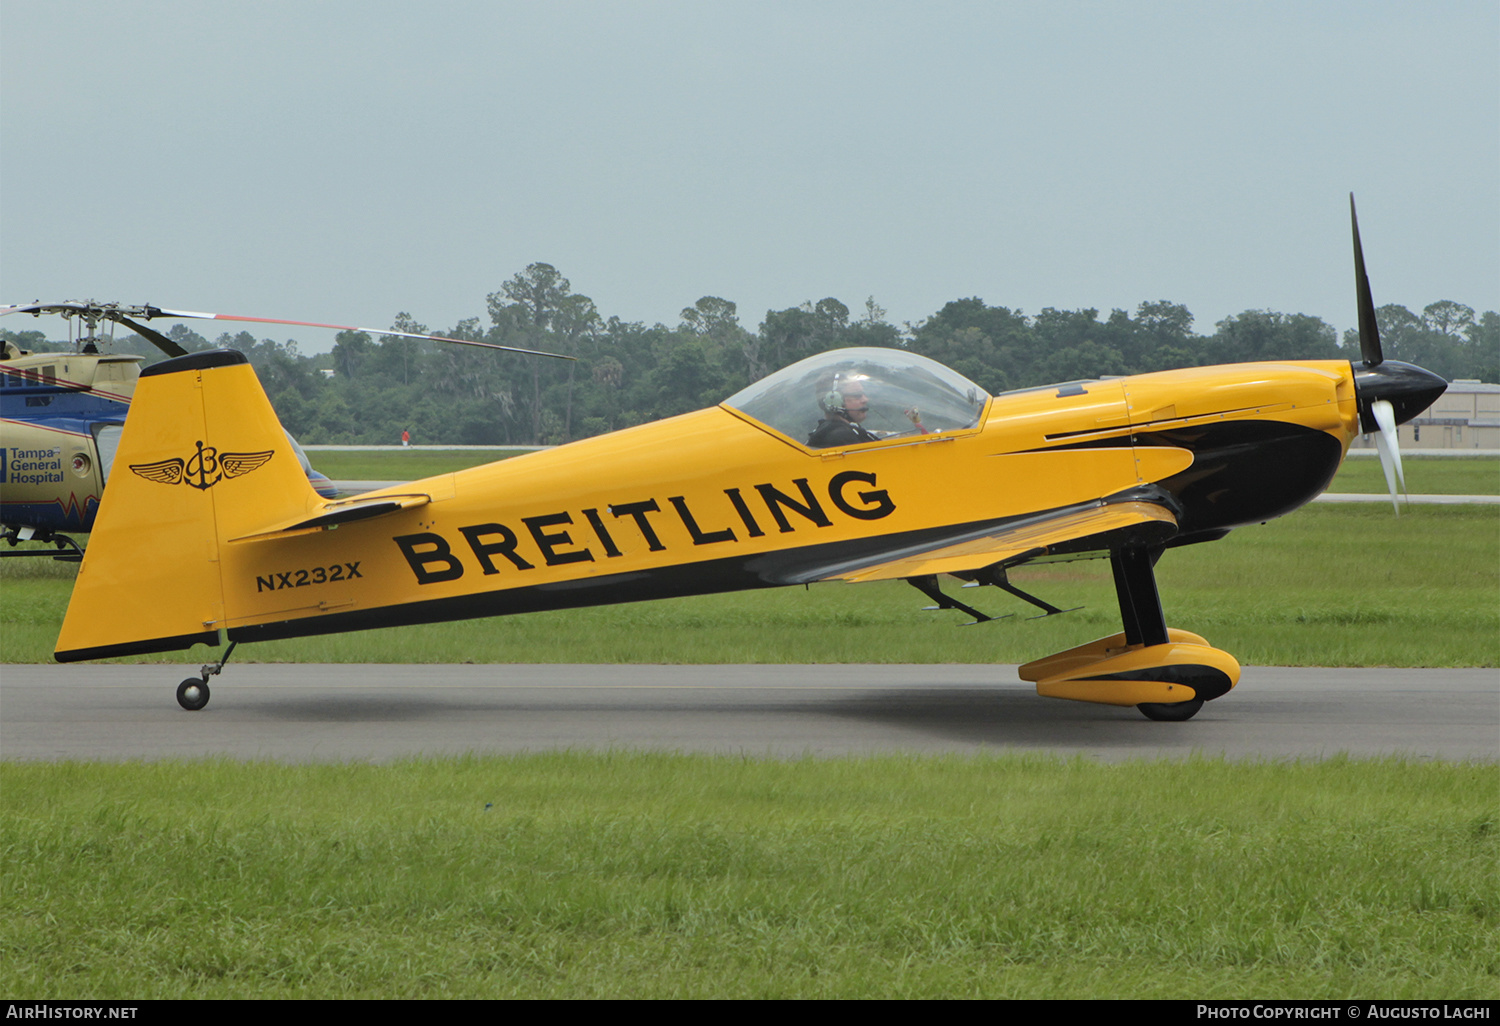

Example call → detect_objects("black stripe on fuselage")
1021 420 1343 535
55 629 221 664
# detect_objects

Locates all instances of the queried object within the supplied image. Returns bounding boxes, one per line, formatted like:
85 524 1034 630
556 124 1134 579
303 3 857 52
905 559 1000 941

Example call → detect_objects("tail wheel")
1137 697 1203 722
176 678 210 711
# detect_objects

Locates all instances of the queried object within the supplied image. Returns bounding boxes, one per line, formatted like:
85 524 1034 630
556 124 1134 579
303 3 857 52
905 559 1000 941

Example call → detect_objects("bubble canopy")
723 348 990 448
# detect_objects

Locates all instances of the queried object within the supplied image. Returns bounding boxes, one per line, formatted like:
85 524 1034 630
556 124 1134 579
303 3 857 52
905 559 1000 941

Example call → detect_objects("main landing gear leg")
1112 545 1169 648
176 641 237 711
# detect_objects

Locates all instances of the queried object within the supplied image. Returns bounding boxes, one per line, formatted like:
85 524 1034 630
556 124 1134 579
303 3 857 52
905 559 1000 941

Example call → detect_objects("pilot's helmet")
818 371 871 414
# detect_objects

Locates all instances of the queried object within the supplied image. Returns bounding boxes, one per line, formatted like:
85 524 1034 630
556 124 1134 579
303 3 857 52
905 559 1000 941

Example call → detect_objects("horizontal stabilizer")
231 492 431 542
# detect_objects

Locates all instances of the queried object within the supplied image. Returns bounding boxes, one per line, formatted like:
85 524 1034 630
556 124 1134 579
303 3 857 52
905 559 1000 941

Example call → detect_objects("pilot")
808 374 880 448
807 373 927 448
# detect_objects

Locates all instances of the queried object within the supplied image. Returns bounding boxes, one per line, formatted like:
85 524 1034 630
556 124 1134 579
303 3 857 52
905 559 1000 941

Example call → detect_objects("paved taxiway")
2 664 1494 762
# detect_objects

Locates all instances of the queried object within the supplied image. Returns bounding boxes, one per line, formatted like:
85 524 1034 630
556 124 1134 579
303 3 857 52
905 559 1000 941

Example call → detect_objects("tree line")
5 264 1495 446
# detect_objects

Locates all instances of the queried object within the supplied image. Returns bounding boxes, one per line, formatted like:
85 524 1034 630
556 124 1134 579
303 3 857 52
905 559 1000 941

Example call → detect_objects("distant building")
1351 379 1499 450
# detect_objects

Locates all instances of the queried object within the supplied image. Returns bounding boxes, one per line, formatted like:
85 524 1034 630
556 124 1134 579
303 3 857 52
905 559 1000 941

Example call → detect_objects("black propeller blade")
1347 196 1447 434
1345 195 1448 513
1350 193 1384 368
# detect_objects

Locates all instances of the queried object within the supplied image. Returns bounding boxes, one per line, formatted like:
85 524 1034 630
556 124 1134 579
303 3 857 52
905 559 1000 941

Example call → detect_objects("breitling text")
393 471 896 586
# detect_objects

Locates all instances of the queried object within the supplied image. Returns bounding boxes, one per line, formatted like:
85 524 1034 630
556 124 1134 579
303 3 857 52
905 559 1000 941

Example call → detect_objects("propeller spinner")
1347 196 1447 514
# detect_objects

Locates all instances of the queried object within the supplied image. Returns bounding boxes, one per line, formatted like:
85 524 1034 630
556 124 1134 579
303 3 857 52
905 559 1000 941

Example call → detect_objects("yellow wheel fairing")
1033 642 1241 707
1018 629 1210 683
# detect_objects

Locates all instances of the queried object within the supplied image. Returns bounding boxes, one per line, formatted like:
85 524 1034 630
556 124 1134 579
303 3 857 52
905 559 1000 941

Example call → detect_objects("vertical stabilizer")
55 350 321 661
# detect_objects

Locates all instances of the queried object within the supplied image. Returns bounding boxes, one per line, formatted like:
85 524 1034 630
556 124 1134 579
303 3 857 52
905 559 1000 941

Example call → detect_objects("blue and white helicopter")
0 302 340 560
2 300 565 559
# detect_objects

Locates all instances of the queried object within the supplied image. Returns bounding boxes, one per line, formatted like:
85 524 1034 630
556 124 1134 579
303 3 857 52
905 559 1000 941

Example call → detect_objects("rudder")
55 350 322 661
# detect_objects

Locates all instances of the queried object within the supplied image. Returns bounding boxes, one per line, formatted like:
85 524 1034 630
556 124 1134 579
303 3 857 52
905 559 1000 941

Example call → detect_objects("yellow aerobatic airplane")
53 199 1447 718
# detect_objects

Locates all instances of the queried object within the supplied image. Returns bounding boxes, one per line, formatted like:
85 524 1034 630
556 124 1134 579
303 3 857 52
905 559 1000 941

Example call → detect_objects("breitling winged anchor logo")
130 441 274 490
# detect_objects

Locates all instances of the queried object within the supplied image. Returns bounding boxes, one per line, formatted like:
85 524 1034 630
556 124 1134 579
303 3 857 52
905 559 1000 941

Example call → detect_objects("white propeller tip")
1370 399 1406 515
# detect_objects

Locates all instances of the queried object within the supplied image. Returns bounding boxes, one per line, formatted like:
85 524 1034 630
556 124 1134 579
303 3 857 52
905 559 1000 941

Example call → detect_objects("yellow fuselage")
55 355 1360 660
228 360 1358 641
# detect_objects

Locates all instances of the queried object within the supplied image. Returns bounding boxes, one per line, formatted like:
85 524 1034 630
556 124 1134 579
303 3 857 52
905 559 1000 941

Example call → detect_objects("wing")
219 450 275 478
128 458 185 485
793 494 1179 585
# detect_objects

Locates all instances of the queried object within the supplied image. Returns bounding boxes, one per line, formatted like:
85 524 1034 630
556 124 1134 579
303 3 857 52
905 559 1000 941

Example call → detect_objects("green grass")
6 455 1494 998
2 754 1494 998
3 504 1494 666
1326 455 1498 495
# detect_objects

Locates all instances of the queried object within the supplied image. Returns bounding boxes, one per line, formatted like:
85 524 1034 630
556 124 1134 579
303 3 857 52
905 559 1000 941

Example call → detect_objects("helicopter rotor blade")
1 301 103 319
4 302 573 361
113 315 189 358
143 308 575 361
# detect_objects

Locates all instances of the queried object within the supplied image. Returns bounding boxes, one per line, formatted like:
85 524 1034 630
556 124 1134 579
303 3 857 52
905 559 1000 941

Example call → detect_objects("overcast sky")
2 0 1496 353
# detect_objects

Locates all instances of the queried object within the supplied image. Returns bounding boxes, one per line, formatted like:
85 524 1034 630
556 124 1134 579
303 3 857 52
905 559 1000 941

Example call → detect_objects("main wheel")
176 678 210 711
1137 697 1203 721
